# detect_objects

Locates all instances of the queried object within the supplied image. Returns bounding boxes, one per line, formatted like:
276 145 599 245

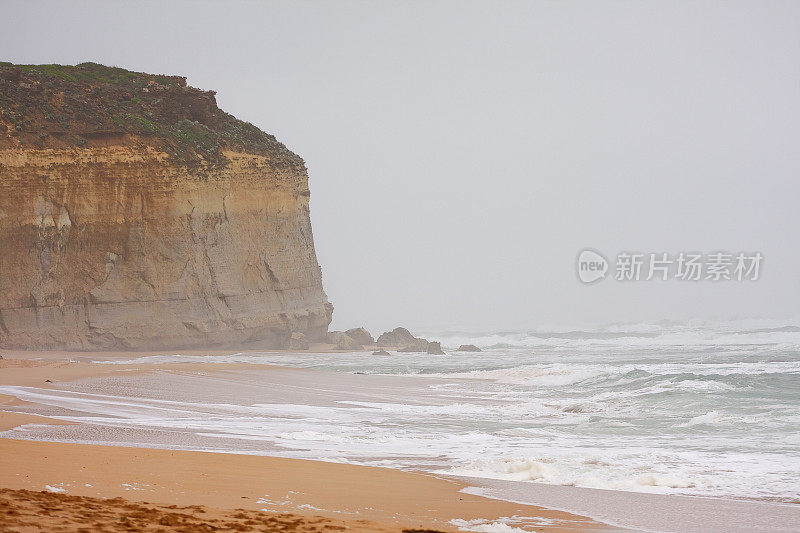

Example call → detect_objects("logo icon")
577 249 608 283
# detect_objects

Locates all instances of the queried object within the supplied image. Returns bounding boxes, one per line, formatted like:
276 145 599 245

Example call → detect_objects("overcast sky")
3 1 799 333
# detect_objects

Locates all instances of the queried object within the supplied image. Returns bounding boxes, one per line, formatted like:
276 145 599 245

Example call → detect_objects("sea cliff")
0 62 332 350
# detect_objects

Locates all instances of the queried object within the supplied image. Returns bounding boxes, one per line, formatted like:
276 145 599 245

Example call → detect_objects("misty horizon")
4 0 798 333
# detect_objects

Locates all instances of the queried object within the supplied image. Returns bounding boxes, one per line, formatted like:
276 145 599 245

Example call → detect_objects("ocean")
1 319 799 529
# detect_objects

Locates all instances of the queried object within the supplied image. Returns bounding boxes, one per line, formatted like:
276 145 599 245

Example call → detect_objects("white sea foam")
682 410 725 427
449 456 716 493
2 320 799 503
449 519 529 533
449 515 562 532
426 318 800 352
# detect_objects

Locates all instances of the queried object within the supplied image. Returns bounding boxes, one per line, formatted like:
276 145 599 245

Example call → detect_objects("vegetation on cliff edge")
0 61 303 167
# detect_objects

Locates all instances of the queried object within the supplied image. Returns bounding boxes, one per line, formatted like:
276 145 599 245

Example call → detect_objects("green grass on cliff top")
0 61 177 86
0 61 301 166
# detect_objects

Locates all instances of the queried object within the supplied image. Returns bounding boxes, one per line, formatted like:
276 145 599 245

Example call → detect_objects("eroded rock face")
344 327 374 346
0 63 332 350
0 147 332 350
325 331 362 351
457 344 481 352
398 338 431 353
376 327 417 347
426 341 445 355
287 332 311 351
377 326 444 353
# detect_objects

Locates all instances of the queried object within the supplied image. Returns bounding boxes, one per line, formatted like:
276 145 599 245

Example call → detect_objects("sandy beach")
0 353 606 532
3 349 800 533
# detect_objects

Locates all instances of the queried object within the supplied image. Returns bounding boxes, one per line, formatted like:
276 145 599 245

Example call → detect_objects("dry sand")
0 353 608 532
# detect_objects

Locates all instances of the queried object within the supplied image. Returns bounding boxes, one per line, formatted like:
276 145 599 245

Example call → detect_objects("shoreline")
0 352 609 532
2 351 799 532
0 436 604 532
0 344 365 360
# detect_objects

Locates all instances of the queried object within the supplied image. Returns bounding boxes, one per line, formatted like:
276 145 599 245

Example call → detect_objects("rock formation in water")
325 331 363 351
377 326 444 353
0 62 332 350
398 338 432 353
426 341 445 355
324 327 378 351
457 344 481 352
377 327 418 348
344 327 374 346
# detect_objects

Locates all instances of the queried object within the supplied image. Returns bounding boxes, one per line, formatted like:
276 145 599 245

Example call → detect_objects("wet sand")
0 487 403 533
0 437 602 532
0 353 607 532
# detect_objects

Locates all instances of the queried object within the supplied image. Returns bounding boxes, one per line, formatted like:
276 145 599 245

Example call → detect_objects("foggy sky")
3 1 799 333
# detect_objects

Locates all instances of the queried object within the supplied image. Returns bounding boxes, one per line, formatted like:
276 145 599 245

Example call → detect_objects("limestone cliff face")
0 63 332 350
